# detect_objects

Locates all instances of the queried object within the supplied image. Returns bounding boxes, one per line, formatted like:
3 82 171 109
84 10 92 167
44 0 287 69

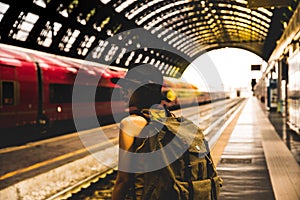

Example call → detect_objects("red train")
0 44 229 133
0 44 127 131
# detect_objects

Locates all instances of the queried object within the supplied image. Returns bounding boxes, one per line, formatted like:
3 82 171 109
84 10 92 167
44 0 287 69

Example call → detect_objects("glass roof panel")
115 0 137 13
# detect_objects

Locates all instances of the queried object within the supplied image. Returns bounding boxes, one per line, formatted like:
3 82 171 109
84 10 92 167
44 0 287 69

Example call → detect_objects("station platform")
212 97 300 200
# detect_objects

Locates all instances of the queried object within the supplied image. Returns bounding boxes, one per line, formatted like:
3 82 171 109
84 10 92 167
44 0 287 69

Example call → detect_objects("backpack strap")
182 151 194 200
204 139 218 200
163 104 172 117
129 109 150 123
204 140 217 178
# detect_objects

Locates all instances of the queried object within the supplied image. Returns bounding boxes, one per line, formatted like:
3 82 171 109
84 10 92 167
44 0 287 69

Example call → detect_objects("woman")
111 65 166 200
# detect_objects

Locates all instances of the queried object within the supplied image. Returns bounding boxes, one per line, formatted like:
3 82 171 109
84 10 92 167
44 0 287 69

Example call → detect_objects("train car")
162 76 229 109
162 77 198 108
287 49 300 134
0 44 127 132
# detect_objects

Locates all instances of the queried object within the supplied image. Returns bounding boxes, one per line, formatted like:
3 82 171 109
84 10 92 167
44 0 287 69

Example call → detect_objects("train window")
95 87 123 102
2 82 14 105
50 84 123 103
50 84 73 103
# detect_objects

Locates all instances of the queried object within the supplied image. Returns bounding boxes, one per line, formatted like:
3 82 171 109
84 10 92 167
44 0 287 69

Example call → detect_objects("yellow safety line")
0 123 119 154
211 100 246 166
0 137 118 181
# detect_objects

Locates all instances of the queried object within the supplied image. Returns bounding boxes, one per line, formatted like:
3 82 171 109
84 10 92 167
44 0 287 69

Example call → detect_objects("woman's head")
112 64 164 109
128 83 162 109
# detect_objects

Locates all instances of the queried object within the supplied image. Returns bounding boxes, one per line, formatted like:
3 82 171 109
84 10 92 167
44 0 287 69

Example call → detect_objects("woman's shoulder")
120 115 148 137
121 115 147 124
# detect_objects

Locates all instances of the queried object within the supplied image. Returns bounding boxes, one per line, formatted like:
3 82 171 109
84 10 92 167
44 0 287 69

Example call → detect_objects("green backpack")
132 108 223 200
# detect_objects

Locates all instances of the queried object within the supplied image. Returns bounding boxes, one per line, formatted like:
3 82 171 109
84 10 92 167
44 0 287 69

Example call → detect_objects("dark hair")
129 84 162 109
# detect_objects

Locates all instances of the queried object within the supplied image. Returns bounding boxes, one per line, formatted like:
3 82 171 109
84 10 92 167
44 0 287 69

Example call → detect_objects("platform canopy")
0 0 298 77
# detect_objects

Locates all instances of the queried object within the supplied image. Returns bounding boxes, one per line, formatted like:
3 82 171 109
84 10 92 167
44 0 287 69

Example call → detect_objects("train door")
0 64 18 128
39 58 77 125
15 60 39 127
0 58 39 130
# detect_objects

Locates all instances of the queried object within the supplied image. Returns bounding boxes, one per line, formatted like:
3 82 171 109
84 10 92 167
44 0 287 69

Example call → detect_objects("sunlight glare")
182 47 266 98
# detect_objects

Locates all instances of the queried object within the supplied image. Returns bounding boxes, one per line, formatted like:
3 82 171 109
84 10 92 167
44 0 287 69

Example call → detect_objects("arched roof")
0 0 298 77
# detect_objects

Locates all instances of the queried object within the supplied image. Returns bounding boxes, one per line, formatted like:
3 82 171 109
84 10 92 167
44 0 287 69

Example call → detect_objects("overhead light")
100 0 111 4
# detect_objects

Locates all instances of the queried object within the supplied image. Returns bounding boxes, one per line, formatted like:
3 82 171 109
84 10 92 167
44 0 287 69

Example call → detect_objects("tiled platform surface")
217 97 300 200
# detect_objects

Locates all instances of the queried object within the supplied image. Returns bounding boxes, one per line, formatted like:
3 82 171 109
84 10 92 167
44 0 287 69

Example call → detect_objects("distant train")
0 44 229 132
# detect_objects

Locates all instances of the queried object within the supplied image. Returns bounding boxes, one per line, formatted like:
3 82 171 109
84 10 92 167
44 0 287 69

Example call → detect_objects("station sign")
251 64 261 71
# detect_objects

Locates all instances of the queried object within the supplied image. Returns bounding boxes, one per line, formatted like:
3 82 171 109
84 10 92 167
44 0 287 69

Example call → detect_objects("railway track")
46 98 245 200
